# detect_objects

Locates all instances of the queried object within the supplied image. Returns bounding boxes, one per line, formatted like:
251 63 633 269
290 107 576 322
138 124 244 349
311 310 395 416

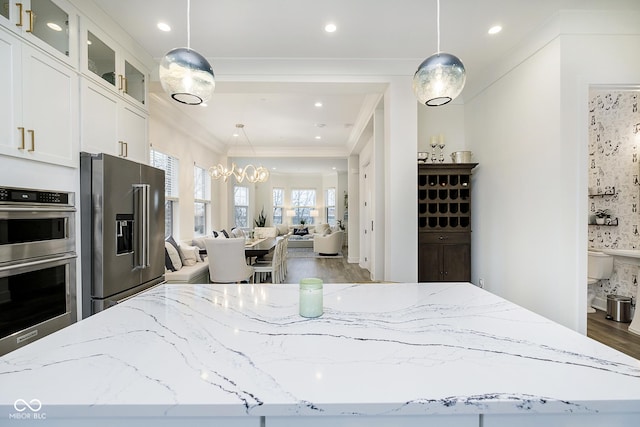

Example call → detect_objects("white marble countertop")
1 282 639 420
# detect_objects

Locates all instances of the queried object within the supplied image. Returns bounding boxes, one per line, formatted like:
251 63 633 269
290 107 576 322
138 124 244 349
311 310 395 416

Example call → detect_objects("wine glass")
430 136 438 163
438 135 446 163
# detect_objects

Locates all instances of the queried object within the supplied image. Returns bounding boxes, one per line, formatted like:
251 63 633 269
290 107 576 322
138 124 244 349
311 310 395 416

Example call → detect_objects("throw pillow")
180 244 199 266
192 236 206 250
164 245 176 272
164 241 182 271
293 227 309 236
165 235 186 264
220 229 230 238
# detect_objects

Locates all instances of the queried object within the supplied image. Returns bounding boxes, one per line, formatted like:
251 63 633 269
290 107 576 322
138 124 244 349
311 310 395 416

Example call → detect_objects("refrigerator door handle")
133 184 150 268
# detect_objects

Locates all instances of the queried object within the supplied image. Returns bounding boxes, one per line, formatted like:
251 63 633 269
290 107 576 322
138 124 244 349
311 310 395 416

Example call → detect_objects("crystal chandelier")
209 124 270 184
412 0 466 106
159 0 215 105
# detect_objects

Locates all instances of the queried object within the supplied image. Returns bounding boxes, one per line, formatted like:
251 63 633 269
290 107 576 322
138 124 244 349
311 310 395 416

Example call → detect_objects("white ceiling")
92 0 640 174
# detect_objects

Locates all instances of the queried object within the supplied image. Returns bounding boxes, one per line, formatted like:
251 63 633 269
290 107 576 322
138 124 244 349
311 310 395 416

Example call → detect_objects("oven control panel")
0 187 71 205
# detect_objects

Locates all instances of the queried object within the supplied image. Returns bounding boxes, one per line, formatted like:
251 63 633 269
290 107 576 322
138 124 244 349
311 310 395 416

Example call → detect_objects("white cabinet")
0 0 78 67
79 20 150 164
118 103 148 162
0 28 78 168
81 79 148 164
81 21 147 109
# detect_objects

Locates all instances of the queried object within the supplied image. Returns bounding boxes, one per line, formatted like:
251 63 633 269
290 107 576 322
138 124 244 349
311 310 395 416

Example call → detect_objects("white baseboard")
592 296 607 312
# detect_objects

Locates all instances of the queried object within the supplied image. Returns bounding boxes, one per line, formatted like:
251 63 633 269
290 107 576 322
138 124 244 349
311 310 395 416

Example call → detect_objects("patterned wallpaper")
588 89 640 306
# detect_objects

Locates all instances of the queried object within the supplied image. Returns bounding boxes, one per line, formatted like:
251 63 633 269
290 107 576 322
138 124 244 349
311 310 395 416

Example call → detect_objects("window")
150 148 179 238
194 165 210 236
291 189 316 224
273 188 284 224
234 186 249 227
326 188 336 226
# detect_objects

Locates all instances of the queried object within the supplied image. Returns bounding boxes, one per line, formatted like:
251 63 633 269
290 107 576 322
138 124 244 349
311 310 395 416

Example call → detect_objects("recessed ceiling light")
488 25 502 35
324 23 337 33
315 136 322 140
47 22 62 31
314 101 323 107
157 22 171 32
332 167 337 170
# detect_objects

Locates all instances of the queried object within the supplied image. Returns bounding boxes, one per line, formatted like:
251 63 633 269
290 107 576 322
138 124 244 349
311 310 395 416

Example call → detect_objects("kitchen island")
1 282 639 426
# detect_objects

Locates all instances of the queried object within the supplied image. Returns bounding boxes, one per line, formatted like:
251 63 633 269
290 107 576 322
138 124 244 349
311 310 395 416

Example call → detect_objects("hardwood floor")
280 252 640 361
283 249 373 284
284 248 371 283
587 309 640 360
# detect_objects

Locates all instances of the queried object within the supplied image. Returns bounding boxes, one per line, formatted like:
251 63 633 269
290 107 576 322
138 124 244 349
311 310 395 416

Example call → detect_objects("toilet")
587 250 613 313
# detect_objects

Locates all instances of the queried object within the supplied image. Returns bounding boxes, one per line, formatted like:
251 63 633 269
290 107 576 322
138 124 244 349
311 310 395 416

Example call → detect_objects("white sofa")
287 223 331 248
313 230 344 255
164 239 210 284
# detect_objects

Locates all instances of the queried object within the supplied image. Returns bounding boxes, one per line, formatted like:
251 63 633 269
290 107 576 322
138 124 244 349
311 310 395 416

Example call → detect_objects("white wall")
252 173 331 227
465 11 640 332
418 102 467 156
467 38 565 325
384 76 418 283
149 108 223 241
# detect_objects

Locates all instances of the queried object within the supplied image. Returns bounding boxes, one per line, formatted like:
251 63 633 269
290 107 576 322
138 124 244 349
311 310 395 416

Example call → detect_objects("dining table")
244 236 280 259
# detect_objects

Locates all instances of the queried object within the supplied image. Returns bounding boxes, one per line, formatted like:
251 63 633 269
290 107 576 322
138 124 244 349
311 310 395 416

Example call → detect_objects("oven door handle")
0 206 75 212
0 253 76 273
133 184 150 269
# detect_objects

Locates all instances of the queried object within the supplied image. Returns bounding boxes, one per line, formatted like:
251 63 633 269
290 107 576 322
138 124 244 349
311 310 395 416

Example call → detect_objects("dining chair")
280 235 289 280
252 238 282 283
205 237 254 283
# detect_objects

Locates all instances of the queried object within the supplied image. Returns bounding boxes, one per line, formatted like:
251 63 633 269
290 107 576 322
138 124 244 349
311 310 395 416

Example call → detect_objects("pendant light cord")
187 0 191 49
436 0 441 54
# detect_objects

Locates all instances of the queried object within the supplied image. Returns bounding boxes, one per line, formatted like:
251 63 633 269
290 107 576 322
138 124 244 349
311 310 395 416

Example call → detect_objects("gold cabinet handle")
17 126 25 150
25 9 33 33
27 129 34 151
118 75 124 91
15 3 23 27
123 142 128 157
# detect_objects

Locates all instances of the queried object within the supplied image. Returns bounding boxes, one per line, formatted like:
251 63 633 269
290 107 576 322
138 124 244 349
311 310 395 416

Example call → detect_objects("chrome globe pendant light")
159 0 215 105
413 0 466 106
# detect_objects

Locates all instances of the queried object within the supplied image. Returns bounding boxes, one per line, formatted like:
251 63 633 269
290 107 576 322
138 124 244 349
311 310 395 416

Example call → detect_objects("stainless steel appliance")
80 152 165 317
0 186 76 356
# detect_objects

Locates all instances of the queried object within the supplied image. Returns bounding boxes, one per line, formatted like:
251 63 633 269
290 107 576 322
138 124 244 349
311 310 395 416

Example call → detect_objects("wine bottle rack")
418 164 477 231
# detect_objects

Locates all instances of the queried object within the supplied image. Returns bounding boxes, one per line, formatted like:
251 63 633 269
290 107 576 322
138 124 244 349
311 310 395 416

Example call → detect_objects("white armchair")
313 230 344 255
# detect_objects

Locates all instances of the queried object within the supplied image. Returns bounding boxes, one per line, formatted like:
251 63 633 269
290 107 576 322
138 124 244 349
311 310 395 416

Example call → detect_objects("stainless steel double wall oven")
0 186 76 356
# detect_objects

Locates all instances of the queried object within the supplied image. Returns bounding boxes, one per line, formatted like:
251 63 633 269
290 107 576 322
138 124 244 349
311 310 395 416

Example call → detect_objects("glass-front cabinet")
124 60 145 105
1 1 10 21
0 0 77 66
82 23 147 108
87 30 116 88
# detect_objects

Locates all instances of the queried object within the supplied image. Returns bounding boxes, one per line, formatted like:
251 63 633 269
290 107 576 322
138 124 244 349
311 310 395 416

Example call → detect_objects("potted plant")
594 209 610 225
254 207 267 227
300 218 306 226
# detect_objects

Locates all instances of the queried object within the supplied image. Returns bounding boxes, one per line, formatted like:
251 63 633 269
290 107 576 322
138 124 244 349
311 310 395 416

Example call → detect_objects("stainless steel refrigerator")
80 152 165 317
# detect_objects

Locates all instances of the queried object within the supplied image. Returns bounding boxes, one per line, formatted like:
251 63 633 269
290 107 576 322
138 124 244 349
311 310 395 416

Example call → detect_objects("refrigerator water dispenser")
116 214 134 255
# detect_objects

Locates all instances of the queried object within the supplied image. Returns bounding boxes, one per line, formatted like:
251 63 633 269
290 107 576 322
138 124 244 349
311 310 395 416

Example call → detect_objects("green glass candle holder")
299 278 323 318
